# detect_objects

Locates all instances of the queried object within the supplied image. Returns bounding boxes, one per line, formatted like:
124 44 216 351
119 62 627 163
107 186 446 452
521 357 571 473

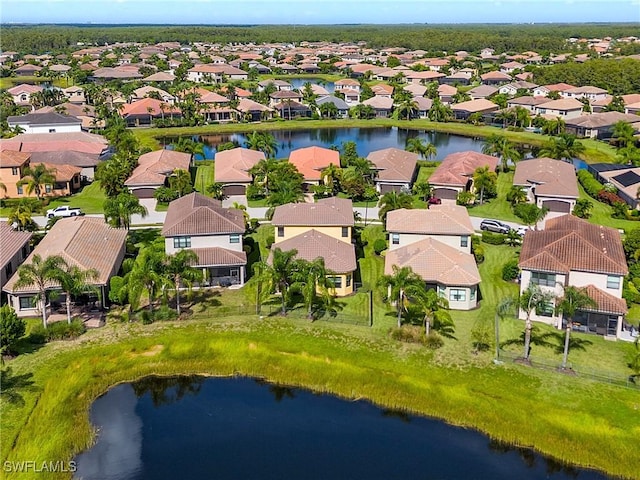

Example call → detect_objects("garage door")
379 184 402 194
223 185 246 196
433 188 458 200
542 200 571 213
132 188 157 199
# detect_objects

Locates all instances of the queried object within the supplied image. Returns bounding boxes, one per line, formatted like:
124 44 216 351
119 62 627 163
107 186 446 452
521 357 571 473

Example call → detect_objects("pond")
286 77 335 93
74 376 608 480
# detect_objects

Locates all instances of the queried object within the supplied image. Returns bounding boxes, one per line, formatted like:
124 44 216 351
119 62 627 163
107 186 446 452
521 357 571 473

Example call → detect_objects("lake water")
286 77 335 93
74 376 609 480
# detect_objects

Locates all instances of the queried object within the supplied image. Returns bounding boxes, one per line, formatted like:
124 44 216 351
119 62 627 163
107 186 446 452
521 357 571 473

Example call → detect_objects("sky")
1 0 639 25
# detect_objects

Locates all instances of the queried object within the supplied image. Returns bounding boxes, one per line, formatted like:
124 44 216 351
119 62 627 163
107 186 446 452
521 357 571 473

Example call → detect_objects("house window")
391 233 400 245
537 301 554 317
470 287 476 300
460 236 469 248
19 296 36 310
277 226 284 237
530 271 556 287
173 237 191 249
606 276 620 290
346 274 352 287
45 184 52 193
342 227 349 238
438 285 446 298
230 234 240 244
21 245 28 259
17 185 23 195
5 264 13 278
12 167 18 175
449 288 467 302
327 276 342 288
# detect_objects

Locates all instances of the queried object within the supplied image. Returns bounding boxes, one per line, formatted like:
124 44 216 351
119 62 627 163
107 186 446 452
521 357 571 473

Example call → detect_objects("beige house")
385 206 480 310
270 197 356 297
534 98 584 119
125 149 191 198
161 193 247 287
3 217 127 318
518 215 630 339
428 151 499 201
367 148 418 193
0 223 32 291
512 158 578 214
214 147 265 196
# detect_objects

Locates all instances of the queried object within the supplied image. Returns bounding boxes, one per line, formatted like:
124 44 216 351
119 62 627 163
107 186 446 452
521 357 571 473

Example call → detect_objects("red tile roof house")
124 149 191 199
518 215 631 340
120 98 181 127
513 157 579 215
3 217 127 320
450 98 499 121
385 205 480 310
7 84 43 106
270 197 357 297
162 192 247 287
362 96 394 118
288 146 340 191
214 147 265 196
0 223 32 291
366 148 419 194
429 151 499 201
480 70 512 86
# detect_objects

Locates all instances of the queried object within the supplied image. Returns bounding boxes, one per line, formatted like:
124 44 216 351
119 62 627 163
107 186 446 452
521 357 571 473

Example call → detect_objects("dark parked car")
480 219 511 234
428 197 442 205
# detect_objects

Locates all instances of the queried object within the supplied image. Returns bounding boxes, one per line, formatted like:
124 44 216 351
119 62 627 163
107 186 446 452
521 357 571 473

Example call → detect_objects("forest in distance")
3 23 640 55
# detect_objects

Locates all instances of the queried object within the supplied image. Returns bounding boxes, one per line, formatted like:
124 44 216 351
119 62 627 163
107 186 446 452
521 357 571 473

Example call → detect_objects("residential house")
125 149 191 198
341 89 361 107
161 192 247 287
498 81 538 96
130 86 175 104
7 112 82 134
513 157 579 214
534 98 584 120
334 79 360 93
362 96 394 118
562 86 609 103
0 151 32 198
565 112 640 140
7 84 44 106
14 64 42 76
371 84 394 98
429 151 499 201
316 95 350 118
236 98 274 122
598 167 640 209
289 146 340 190
142 72 176 83
532 83 576 97
29 150 101 181
438 84 457 104
269 90 303 107
214 147 265 196
403 83 427 97
442 72 472 86
405 71 445 84
367 148 418 193
270 197 357 297
120 98 181 127
0 223 32 292
480 71 512 85
258 79 293 91
385 205 480 310
3 217 128 318
467 85 499 100
499 61 525 73
518 215 630 339
62 86 86 104
451 99 499 121
273 100 312 120
506 96 549 113
413 97 433 119
187 64 248 83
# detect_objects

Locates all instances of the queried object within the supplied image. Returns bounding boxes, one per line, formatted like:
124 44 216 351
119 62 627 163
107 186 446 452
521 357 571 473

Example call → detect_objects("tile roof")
7 112 82 126
120 98 180 117
0 132 109 156
162 192 245 236
513 157 579 198
468 85 499 98
270 229 357 274
0 150 30 167
32 162 81 182
566 112 640 129
451 98 499 113
271 197 354 227
582 285 627 315
289 146 340 181
190 247 247 267
125 149 191 187
3 217 127 293
536 98 583 111
384 237 480 286
366 147 418 183
28 150 100 168
539 83 576 92
0 223 32 270
386 205 474 235
429 151 499 187
363 96 393 109
236 98 273 113
214 147 265 183
519 215 628 276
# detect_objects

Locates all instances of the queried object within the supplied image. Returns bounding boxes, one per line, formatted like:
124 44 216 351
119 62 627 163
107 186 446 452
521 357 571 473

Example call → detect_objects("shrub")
0 305 26 354
572 198 593 219
456 191 476 206
471 236 485 263
30 319 87 343
153 186 180 203
424 332 444 349
597 190 626 206
502 259 520 281
153 305 178 322
481 231 506 245
577 170 604 198
373 238 387 254
246 184 265 200
389 326 422 343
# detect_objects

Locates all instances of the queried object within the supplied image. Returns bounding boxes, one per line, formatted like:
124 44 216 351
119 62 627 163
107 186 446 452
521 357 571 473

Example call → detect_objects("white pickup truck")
46 206 84 218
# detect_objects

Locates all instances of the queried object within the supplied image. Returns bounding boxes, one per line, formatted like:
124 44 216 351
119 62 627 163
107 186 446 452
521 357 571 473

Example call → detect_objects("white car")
515 226 531 237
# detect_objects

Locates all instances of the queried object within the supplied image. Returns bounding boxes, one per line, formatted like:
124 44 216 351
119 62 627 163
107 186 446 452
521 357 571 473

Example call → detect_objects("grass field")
193 163 215 194
46 182 106 214
467 172 521 222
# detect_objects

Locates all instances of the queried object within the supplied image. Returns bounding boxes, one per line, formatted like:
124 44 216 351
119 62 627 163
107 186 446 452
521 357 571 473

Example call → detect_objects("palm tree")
412 181 433 202
378 265 423 328
611 121 636 149
407 284 452 335
168 169 193 197
165 249 202 316
428 99 453 122
482 134 521 172
103 192 148 230
260 248 300 316
207 182 227 200
506 185 528 206
125 243 168 315
555 286 596 370
173 137 206 162
405 137 437 160
16 164 56 201
378 191 414 227
396 97 418 120
539 133 585 162
95 155 131 198
472 166 497 205
519 284 554 361
53 262 99 324
14 254 66 329
292 258 333 319
7 201 38 232
514 106 531 128
321 163 342 195
319 102 338 119
245 131 278 158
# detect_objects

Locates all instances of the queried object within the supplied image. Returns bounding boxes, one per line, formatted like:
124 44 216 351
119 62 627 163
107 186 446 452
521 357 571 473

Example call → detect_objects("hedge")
481 231 506 245
577 170 604 198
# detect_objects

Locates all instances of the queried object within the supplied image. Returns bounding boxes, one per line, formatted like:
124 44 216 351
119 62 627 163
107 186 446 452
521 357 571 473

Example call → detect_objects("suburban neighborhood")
1 21 640 480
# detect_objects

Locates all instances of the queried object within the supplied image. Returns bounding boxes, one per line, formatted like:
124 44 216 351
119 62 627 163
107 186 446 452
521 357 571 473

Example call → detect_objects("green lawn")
247 197 269 207
579 183 640 233
46 182 106 215
467 172 520 223
193 163 215 194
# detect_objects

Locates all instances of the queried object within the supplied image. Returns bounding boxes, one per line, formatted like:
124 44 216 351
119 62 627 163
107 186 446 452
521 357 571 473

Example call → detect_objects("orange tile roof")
0 150 30 167
429 151 499 187
288 146 339 181
386 205 474 235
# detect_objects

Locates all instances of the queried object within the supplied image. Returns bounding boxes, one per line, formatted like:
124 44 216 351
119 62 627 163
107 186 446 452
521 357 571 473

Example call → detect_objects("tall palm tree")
260 248 300 316
165 249 202 316
611 121 636 149
168 169 194 197
427 99 453 122
378 265 423 328
125 243 168 314
245 131 278 158
412 181 433 202
472 166 497 205
482 134 521 172
518 284 554 361
249 158 281 195
540 133 585 162
53 262 99 324
16 164 56 201
378 191 414 227
321 163 342 195
14 254 66 329
7 201 38 232
407 284 452 335
103 192 148 230
292 257 334 319
207 182 227 200
555 286 596 370
396 97 418 120
405 137 437 160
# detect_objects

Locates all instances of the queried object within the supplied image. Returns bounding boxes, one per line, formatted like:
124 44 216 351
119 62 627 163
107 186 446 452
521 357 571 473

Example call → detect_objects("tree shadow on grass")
0 367 36 408
546 331 593 355
186 290 222 314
